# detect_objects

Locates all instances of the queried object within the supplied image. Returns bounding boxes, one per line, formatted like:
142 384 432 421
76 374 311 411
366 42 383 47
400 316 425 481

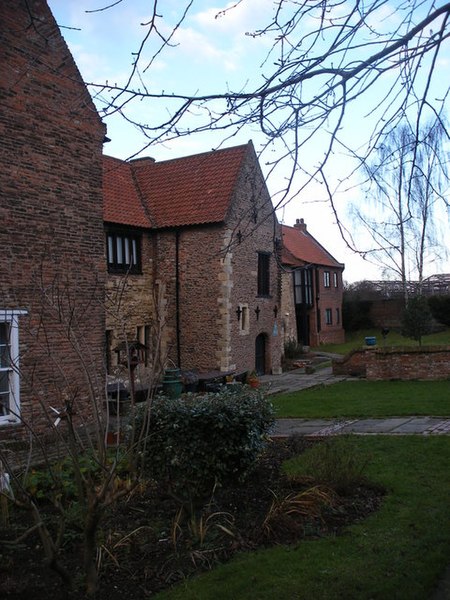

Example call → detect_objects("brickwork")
315 267 346 345
280 271 297 345
150 146 283 374
281 220 345 348
0 0 106 437
333 346 450 380
105 233 159 379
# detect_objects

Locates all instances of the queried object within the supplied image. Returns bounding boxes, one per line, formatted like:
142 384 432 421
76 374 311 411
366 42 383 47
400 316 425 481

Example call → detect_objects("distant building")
281 219 345 347
103 142 283 377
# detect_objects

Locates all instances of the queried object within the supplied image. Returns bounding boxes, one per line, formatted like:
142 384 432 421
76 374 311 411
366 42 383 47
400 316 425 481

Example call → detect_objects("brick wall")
315 266 345 345
223 146 282 374
280 271 297 346
153 145 283 375
333 346 450 380
0 0 106 437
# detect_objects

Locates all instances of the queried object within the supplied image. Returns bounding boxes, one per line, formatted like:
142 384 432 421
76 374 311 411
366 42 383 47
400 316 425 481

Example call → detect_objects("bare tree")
80 0 450 217
351 117 449 300
0 272 168 596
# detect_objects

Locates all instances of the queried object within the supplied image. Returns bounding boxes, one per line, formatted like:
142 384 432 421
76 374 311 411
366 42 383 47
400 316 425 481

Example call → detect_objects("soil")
0 437 384 599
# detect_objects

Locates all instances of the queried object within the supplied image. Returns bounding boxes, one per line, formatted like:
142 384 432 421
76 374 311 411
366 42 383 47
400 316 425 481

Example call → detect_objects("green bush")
428 295 450 327
342 298 374 331
135 387 274 498
284 338 305 359
401 295 433 345
23 450 128 503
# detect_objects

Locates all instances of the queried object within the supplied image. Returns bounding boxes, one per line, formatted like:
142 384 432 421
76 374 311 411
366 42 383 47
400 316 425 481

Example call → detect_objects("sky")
48 0 450 284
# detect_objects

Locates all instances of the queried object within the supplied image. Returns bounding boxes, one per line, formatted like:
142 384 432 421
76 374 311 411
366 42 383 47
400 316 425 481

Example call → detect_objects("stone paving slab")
273 417 450 437
340 417 415 434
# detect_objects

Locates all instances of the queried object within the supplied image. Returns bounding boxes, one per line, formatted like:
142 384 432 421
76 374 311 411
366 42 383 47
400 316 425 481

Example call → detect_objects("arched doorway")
255 333 267 375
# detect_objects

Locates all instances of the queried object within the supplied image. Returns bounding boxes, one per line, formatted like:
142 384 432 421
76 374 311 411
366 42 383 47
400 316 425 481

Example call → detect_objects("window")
333 272 339 288
257 252 270 296
293 268 313 306
238 304 250 335
336 307 340 324
137 325 151 366
106 230 142 274
325 308 333 325
323 271 330 288
0 310 26 424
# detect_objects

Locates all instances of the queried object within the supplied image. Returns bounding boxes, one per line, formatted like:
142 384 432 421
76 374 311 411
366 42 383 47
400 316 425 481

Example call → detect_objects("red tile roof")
103 144 251 229
103 156 151 228
281 223 344 269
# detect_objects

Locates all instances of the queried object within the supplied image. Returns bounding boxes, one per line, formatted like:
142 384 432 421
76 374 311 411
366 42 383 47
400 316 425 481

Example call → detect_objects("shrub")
428 295 450 327
284 338 305 359
135 387 274 498
342 298 374 331
401 295 433 345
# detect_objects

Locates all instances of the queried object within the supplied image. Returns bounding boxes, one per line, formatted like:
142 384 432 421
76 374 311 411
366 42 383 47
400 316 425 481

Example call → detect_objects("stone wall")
0 0 106 437
333 346 450 380
153 145 283 375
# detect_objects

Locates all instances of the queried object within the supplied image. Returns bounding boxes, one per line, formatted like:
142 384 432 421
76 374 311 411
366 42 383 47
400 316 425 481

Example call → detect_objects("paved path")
272 416 450 437
258 361 450 437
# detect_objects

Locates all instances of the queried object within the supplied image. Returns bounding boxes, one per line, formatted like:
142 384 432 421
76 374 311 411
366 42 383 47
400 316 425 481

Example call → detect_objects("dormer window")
106 229 142 274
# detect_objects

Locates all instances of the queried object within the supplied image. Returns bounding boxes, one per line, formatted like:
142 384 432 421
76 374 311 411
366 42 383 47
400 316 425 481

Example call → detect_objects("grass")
317 327 450 355
155 436 450 599
272 380 450 418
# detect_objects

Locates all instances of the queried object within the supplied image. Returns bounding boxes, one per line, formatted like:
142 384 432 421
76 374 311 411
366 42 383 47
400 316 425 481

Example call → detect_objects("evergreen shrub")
135 387 274 497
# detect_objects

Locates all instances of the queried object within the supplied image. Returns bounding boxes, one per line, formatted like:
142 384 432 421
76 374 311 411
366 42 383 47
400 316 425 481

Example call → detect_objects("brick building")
103 142 283 377
0 0 106 436
281 219 345 346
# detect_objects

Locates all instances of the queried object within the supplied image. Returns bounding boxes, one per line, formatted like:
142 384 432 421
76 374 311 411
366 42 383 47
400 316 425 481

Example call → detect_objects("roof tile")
282 223 344 269
103 144 250 229
103 156 150 228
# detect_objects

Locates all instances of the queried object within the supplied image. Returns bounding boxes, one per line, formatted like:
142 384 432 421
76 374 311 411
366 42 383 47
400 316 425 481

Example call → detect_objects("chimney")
294 218 307 232
129 156 156 165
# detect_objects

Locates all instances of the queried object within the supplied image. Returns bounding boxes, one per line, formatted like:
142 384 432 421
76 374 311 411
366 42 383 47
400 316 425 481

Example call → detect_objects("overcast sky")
48 0 450 284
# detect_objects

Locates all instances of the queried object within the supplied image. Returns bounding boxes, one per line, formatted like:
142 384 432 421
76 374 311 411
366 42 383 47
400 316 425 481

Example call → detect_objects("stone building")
103 142 283 377
0 0 106 437
281 219 345 347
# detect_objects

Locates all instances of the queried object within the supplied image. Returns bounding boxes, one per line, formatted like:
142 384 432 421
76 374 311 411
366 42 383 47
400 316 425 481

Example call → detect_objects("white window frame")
325 308 333 325
323 271 331 288
0 310 26 425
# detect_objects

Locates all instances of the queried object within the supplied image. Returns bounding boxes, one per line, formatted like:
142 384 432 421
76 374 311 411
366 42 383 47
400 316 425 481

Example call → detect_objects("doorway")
255 333 267 375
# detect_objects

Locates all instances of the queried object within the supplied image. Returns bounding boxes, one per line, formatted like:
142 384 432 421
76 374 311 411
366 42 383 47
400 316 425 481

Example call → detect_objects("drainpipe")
175 229 181 368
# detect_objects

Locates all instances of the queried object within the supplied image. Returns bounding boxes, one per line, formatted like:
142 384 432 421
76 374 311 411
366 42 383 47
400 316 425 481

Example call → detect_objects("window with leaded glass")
257 252 270 296
106 229 142 274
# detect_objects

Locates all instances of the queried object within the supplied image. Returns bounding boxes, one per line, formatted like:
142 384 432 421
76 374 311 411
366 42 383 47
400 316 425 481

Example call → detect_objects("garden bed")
0 437 384 599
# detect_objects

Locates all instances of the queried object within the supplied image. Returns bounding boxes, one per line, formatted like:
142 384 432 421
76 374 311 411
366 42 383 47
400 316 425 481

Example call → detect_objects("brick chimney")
294 218 307 232
129 156 156 165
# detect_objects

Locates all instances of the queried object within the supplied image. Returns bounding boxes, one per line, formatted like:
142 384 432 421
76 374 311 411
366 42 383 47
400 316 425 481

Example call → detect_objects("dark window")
294 268 313 306
137 325 151 366
336 307 340 324
107 230 142 274
324 271 330 288
105 330 113 374
325 308 332 325
257 252 270 296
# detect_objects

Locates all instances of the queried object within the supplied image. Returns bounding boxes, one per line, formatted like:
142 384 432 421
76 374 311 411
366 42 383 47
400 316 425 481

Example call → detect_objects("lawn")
155 436 450 600
317 327 450 355
272 380 450 418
